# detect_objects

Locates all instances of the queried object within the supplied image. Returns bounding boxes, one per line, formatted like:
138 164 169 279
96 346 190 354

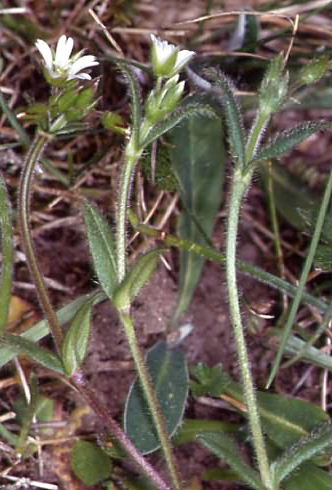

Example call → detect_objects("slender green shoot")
267 164 332 387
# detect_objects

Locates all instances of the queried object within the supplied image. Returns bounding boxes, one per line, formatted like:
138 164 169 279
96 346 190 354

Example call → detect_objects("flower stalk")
19 132 171 490
226 168 273 490
18 132 64 354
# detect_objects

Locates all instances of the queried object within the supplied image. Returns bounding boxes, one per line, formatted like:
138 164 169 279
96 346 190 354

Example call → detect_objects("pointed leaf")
269 328 332 372
169 114 225 323
124 340 188 454
254 121 331 162
224 375 330 449
61 300 93 376
173 418 236 446
0 334 64 374
0 175 14 333
71 440 112 485
283 463 332 490
83 202 118 298
197 432 264 490
272 422 332 485
141 96 218 148
259 160 331 240
257 392 329 449
115 61 142 146
0 290 105 369
212 71 246 168
113 249 164 311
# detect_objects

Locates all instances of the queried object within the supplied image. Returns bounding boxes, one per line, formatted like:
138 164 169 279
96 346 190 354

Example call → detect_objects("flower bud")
259 54 288 116
299 56 331 86
150 34 195 78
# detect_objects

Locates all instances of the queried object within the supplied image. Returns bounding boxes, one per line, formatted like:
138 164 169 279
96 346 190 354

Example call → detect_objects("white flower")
35 35 99 82
150 34 195 78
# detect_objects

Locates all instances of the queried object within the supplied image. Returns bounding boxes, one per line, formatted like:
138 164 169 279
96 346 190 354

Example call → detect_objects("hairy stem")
116 152 137 282
18 133 64 353
226 169 273 490
71 370 171 490
120 312 182 489
116 146 182 489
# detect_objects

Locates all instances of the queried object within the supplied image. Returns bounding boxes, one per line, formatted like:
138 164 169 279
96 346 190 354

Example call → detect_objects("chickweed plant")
0 26 331 490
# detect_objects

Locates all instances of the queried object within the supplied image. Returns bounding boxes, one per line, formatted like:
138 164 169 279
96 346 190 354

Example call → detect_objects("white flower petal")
35 39 53 70
68 55 99 76
55 35 74 69
68 72 91 80
173 49 195 73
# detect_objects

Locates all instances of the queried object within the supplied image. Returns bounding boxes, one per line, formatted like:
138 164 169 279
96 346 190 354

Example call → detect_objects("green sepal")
61 301 93 376
258 54 288 116
113 249 165 311
0 334 64 374
141 96 218 148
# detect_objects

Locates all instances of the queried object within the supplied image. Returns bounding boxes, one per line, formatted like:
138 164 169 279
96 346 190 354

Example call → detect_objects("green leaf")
259 160 326 235
0 175 14 333
115 61 142 147
269 328 332 372
61 301 93 376
71 440 111 486
224 376 330 450
299 55 331 85
283 463 332 490
113 249 164 311
16 374 39 453
212 71 246 168
141 97 218 148
0 290 105 369
83 202 118 298
272 422 332 485
197 432 264 490
174 418 236 446
256 392 330 450
124 340 188 454
314 243 332 271
253 121 331 162
169 114 225 323
0 334 64 374
190 363 230 397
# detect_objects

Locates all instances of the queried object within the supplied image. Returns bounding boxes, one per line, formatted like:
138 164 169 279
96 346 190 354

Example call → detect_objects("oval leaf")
71 440 111 486
83 202 118 298
169 114 225 323
124 340 188 454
